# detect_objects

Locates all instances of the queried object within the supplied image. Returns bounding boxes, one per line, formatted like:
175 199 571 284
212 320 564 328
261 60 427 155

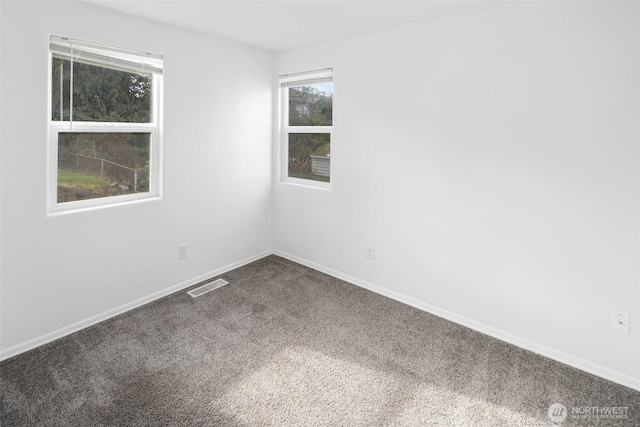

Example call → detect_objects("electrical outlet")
178 243 188 259
336 238 343 253
612 311 630 335
366 244 375 260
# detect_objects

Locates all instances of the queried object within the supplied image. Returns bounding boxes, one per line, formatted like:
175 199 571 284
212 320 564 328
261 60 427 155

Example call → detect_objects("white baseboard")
273 250 640 392
0 251 272 362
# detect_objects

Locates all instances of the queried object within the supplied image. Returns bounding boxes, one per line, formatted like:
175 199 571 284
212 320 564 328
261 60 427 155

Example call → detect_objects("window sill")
48 193 162 217
280 177 331 190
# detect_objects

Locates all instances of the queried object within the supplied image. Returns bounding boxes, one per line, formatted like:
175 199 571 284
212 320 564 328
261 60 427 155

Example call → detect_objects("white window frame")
279 68 333 189
47 36 163 214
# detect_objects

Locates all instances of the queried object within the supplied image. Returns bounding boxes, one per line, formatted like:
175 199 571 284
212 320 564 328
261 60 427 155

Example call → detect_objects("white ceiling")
86 1 496 52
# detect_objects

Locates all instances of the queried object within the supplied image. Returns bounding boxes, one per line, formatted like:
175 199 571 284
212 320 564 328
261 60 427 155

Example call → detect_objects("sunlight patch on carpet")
218 346 551 426
218 346 400 425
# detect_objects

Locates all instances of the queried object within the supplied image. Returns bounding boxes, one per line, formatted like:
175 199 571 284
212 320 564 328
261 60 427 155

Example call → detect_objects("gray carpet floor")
1 255 639 426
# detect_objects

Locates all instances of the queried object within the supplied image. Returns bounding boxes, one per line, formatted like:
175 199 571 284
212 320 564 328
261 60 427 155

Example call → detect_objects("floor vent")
187 278 229 298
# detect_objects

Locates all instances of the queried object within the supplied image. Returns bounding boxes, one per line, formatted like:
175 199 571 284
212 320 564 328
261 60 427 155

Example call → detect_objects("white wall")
274 2 640 388
0 2 273 355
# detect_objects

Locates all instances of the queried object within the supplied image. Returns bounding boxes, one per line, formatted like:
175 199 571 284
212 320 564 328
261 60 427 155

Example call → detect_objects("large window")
48 36 163 213
280 69 333 186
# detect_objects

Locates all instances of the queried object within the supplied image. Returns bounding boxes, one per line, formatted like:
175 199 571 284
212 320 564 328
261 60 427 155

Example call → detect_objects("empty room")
1 0 639 425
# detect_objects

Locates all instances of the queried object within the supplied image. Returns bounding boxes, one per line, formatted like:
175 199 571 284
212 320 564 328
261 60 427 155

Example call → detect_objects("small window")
280 69 333 186
48 36 163 213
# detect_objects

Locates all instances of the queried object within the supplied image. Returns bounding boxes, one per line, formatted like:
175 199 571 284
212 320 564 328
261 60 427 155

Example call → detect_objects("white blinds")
279 68 332 87
50 35 163 75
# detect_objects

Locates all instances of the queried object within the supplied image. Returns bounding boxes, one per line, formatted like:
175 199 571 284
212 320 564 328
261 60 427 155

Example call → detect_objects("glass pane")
57 132 150 203
52 57 70 121
52 58 153 123
288 133 330 183
288 82 332 126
